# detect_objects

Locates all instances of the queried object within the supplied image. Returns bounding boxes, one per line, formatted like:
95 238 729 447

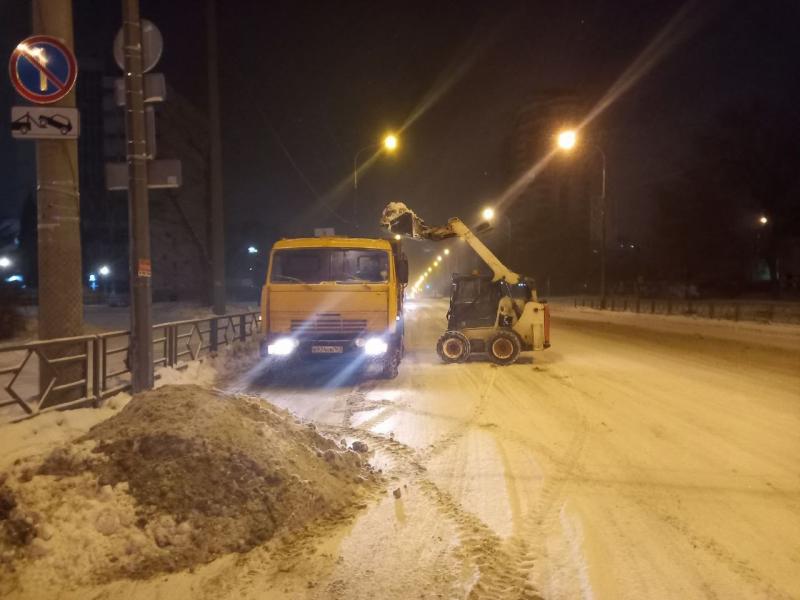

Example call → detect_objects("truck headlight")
364 337 388 356
267 337 298 356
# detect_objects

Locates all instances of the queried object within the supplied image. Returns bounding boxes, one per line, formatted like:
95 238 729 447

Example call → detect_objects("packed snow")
1 298 798 599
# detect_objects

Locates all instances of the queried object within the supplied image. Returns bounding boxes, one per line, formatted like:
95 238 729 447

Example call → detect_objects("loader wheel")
436 331 470 364
487 330 521 366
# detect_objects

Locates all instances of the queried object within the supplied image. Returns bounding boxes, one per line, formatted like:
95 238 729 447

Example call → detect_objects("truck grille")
290 314 367 334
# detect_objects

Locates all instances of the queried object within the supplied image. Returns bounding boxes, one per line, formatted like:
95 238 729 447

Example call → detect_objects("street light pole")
556 130 608 308
207 0 226 315
598 148 607 309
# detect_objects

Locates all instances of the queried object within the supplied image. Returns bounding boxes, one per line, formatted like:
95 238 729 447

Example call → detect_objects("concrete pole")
121 0 153 392
598 148 607 309
207 0 226 314
32 0 83 398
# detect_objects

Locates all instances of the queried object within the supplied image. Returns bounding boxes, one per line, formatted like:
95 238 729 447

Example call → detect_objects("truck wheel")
436 331 470 364
380 347 401 379
487 330 521 365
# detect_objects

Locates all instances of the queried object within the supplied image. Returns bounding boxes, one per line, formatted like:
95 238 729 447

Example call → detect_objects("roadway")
223 298 800 599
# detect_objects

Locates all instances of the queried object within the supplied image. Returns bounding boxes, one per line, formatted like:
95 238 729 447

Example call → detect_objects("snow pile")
0 384 377 594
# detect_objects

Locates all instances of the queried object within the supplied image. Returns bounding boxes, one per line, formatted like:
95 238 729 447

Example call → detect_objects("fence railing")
0 311 260 421
565 296 800 324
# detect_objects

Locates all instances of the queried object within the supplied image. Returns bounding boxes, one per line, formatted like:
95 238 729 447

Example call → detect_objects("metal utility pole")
207 0 226 314
598 149 607 309
32 0 83 394
121 0 153 392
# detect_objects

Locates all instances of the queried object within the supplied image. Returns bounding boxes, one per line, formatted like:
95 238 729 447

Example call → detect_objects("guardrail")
566 296 800 324
0 311 260 421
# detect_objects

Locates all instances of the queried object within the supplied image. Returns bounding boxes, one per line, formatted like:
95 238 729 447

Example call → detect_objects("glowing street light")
557 129 578 151
247 245 258 254
759 215 768 225
482 206 511 241
444 249 450 255
394 234 402 241
436 255 442 261
0 256 11 269
383 133 399 152
98 265 111 277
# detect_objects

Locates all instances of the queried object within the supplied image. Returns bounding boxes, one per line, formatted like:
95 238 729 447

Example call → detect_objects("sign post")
11 2 84 403
121 0 154 393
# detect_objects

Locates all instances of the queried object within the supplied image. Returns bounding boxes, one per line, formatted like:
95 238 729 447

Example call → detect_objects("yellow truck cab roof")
272 237 393 251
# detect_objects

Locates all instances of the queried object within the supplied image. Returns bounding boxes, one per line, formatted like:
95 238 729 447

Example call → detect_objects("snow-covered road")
222 298 800 599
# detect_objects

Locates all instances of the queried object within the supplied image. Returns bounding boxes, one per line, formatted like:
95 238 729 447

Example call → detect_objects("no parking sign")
8 35 77 104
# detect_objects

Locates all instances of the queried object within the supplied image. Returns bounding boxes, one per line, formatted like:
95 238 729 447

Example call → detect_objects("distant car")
37 114 72 135
11 113 35 134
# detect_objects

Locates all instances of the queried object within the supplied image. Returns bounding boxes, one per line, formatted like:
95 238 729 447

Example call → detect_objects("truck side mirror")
397 258 409 284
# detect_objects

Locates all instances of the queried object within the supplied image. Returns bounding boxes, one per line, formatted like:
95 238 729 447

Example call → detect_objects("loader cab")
447 275 505 330
447 275 537 330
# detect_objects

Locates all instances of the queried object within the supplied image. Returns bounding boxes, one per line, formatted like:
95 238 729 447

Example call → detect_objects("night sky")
2 0 799 244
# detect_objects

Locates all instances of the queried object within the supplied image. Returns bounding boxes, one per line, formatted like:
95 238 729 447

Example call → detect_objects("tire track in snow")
416 365 498 463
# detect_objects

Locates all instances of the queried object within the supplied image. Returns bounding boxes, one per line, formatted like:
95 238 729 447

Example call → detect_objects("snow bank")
0 384 378 596
550 302 800 351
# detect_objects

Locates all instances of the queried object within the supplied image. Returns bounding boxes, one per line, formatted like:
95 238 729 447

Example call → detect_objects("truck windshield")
270 249 390 284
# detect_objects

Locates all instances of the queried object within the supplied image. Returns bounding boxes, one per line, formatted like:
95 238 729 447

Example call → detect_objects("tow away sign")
11 106 79 139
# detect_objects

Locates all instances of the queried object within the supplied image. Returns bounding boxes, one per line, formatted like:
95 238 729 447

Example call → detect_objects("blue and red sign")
8 35 77 104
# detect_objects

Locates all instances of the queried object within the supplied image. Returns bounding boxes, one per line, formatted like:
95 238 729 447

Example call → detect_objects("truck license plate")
311 345 343 354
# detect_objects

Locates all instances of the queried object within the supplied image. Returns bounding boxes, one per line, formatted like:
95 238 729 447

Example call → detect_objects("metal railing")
566 296 800 324
0 311 260 421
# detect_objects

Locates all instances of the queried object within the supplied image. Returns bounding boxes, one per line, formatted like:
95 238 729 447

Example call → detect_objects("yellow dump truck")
260 236 408 378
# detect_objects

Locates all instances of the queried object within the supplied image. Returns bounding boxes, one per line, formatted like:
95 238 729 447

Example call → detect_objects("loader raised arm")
380 202 521 284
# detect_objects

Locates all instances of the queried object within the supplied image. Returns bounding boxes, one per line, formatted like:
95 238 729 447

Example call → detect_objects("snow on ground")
227 298 800 599
1 298 799 599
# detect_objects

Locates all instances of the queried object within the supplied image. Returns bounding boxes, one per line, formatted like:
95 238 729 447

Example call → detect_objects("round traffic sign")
113 19 163 73
8 35 77 104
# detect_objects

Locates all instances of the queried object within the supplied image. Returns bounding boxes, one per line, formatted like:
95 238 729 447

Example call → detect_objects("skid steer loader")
381 203 550 365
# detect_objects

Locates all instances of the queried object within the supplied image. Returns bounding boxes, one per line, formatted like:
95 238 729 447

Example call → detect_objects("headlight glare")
267 337 298 356
364 337 388 356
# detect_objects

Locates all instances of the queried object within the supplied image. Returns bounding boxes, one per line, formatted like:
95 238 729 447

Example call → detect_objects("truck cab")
260 236 407 378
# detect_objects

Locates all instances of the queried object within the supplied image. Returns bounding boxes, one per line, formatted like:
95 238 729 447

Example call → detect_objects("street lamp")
556 129 608 308
759 215 768 225
98 265 111 277
557 129 577 151
481 206 512 242
383 134 398 152
247 245 258 255
0 256 11 269
444 249 450 255
353 132 400 225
